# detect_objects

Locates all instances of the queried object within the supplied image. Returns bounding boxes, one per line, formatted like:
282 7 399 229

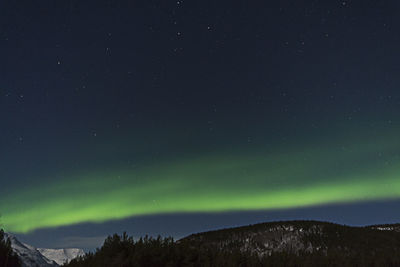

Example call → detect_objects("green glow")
2 133 400 233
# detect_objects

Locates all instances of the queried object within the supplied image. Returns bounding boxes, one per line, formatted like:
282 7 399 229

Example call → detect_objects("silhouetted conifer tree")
0 229 20 267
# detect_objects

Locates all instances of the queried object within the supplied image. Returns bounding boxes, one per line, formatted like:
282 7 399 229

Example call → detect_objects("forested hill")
181 220 400 255
67 220 400 267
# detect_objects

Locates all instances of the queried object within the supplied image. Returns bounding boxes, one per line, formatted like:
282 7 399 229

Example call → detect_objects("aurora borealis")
2 0 400 248
2 125 400 233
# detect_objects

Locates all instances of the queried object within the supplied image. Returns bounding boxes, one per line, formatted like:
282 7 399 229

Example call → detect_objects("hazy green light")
1 134 400 233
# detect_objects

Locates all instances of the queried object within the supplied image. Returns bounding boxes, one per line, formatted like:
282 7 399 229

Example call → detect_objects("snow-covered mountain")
4 233 58 267
4 233 84 267
37 248 85 266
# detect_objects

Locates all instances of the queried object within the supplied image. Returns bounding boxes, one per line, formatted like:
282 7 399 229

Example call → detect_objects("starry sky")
2 0 400 249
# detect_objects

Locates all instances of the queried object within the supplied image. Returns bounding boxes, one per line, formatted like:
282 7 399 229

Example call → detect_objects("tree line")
66 230 400 267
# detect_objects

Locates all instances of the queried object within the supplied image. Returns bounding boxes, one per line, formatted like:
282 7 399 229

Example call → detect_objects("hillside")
66 220 400 267
1 232 84 267
0 229 20 267
181 220 400 256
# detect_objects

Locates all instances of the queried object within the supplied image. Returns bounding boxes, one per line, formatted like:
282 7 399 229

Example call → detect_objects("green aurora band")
2 132 400 233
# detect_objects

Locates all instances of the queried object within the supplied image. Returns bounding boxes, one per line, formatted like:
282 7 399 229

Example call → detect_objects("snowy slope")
4 233 58 267
37 248 85 265
3 233 84 267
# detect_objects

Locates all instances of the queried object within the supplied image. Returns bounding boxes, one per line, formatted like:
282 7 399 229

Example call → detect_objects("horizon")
12 199 400 251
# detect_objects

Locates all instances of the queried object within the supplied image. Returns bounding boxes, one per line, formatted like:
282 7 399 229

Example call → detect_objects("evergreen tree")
0 229 20 267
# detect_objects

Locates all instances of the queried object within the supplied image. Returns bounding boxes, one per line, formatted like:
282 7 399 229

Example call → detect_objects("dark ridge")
180 220 345 241
66 220 400 267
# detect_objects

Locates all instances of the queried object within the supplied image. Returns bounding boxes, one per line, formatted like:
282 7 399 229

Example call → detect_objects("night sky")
2 0 400 249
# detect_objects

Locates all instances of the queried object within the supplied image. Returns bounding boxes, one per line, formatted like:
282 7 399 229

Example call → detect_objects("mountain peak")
4 233 58 267
4 233 83 267
37 248 85 266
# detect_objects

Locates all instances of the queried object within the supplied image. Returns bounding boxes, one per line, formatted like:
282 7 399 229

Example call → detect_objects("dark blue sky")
1 0 400 250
